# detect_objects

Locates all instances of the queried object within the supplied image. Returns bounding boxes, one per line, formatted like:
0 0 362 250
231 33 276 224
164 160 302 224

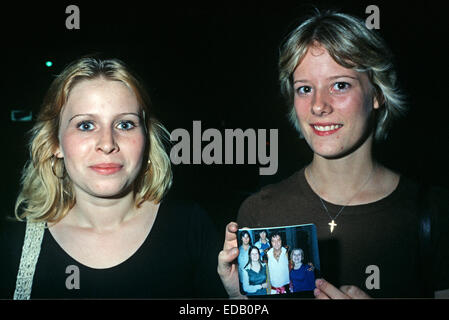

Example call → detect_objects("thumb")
217 247 239 275
340 285 371 299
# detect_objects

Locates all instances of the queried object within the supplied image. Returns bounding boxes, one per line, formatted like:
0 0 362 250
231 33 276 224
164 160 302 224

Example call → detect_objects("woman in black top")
0 56 225 299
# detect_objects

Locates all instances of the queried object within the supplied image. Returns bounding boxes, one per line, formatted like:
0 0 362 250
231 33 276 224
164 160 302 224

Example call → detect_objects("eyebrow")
293 75 359 84
68 112 141 123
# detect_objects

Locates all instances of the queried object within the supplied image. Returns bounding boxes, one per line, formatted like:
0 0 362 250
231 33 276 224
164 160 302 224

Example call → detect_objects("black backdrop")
1 0 448 234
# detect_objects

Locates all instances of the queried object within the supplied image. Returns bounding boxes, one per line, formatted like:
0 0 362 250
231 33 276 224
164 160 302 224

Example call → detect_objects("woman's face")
250 248 260 263
55 78 146 199
292 250 303 265
292 44 379 158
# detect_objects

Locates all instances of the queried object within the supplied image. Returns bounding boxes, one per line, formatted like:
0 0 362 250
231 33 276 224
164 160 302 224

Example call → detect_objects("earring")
51 156 65 179
145 159 152 173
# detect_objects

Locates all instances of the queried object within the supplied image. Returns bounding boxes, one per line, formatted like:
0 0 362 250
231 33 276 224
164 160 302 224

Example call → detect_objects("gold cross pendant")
328 220 337 233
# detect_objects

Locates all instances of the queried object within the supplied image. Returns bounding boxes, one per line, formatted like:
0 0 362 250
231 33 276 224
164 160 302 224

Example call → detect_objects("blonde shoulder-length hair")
15 56 172 223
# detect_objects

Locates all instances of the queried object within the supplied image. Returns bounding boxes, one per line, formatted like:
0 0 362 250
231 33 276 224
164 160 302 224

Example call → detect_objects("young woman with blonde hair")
218 10 449 299
0 56 225 299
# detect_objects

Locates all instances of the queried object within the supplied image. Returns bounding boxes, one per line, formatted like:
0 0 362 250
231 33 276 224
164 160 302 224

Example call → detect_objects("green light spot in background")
45 61 53 67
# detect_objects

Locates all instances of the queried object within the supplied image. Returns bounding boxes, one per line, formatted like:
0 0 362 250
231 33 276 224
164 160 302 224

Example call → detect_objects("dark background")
1 0 448 235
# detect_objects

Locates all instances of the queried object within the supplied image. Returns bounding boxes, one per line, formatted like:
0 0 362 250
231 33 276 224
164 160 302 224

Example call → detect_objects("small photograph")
237 224 320 296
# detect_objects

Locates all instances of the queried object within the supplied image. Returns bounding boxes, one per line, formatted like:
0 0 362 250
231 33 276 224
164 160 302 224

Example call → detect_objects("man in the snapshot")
266 232 290 294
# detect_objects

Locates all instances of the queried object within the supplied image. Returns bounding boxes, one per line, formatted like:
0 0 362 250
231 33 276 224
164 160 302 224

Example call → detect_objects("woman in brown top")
217 10 449 298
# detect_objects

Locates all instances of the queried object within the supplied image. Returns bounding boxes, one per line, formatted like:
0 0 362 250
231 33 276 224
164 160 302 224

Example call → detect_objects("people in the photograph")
289 248 315 292
237 230 252 285
0 56 225 299
218 9 449 299
266 232 290 294
241 246 269 295
254 229 270 261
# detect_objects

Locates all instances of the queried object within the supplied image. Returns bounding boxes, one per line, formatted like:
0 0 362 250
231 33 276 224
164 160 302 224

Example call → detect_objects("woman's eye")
77 121 95 131
116 120 136 131
332 82 351 92
296 86 312 95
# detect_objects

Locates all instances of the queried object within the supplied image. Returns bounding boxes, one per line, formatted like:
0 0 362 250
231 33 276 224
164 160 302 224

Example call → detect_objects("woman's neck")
63 189 139 233
294 262 303 270
306 145 378 206
251 262 261 271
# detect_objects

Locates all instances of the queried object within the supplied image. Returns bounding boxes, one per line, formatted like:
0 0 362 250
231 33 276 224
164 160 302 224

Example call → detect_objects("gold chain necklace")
306 165 375 233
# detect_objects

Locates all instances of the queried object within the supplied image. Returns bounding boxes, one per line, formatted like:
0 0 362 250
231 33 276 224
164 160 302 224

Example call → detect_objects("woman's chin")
82 183 134 200
310 144 349 160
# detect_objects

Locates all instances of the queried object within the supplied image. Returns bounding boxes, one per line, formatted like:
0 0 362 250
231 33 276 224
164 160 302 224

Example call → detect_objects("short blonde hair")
279 10 407 140
15 56 172 223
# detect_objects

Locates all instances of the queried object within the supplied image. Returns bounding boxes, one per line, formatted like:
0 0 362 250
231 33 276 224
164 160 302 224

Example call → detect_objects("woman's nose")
96 128 119 154
311 88 332 116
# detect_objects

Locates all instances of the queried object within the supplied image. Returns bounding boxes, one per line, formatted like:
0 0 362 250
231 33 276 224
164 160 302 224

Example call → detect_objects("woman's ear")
54 147 64 159
373 91 385 110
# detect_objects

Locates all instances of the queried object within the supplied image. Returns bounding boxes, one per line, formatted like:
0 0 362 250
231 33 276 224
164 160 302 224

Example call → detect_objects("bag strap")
13 220 46 300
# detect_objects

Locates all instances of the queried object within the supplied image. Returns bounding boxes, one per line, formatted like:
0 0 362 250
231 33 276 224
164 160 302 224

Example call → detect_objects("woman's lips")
89 163 123 175
310 123 343 136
